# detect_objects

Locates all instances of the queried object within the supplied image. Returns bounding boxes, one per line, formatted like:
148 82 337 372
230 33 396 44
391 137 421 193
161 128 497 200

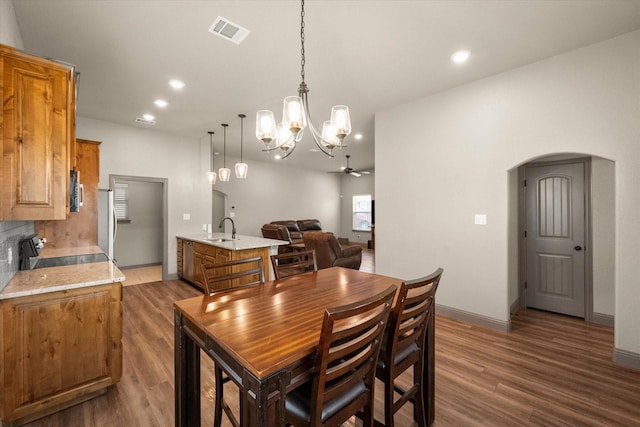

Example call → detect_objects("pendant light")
218 123 231 182
255 0 351 160
206 131 217 185
235 114 248 179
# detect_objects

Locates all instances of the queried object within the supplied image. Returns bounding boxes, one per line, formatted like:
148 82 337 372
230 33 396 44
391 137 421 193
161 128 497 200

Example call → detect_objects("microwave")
70 170 84 212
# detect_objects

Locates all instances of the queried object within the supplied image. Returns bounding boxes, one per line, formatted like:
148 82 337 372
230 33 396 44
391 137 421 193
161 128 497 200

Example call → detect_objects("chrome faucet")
219 217 236 239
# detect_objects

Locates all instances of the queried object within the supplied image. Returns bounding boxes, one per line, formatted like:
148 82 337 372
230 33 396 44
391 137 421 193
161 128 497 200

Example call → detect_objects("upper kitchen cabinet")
0 44 76 220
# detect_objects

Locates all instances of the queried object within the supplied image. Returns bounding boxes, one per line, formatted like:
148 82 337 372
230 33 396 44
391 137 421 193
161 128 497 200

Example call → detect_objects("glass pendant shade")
218 167 231 182
256 110 277 144
283 96 306 136
321 120 338 150
330 105 351 141
235 163 248 179
207 171 217 185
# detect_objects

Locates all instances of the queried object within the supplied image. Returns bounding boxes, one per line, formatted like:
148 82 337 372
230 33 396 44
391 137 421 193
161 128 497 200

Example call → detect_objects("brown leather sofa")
261 224 295 254
297 219 322 232
270 220 304 244
302 231 362 270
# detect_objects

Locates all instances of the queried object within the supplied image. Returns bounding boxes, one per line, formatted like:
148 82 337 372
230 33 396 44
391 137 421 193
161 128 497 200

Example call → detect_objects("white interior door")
525 162 585 317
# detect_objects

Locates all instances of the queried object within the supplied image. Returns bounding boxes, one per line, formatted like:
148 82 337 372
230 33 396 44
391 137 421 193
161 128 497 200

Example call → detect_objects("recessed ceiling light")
154 99 168 108
451 50 470 64
274 154 282 160
143 113 155 121
354 133 363 140
169 79 185 89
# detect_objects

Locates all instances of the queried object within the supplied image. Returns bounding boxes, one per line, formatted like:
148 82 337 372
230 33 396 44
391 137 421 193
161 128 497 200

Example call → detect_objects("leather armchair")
270 220 303 243
302 231 362 270
261 224 294 254
297 218 322 232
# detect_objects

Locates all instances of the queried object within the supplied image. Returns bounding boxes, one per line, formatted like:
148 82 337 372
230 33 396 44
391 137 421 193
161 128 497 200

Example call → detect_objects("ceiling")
13 0 640 173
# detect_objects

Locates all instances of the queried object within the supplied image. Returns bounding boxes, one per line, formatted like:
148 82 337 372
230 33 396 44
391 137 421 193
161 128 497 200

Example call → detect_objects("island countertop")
177 233 289 251
0 245 125 300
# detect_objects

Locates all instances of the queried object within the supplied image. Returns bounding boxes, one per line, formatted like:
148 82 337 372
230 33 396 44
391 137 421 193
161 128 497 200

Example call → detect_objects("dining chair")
284 285 397 427
201 256 265 427
270 249 318 280
200 256 264 295
375 267 443 427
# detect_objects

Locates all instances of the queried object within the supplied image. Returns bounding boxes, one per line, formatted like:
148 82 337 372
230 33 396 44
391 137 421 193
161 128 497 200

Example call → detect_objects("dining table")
174 266 437 426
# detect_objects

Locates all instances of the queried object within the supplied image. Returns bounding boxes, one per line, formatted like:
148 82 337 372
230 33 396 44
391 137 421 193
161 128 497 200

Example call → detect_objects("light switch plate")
183 213 190 220
475 214 487 225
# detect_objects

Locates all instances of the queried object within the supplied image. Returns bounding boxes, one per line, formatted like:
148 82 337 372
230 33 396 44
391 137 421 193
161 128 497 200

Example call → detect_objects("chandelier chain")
300 0 306 83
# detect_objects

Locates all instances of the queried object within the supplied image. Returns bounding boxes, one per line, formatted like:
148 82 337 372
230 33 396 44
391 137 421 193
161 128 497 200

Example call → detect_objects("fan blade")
360 171 371 175
350 171 362 177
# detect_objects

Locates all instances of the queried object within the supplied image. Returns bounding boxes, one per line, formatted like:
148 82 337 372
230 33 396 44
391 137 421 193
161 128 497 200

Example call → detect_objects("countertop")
0 246 125 300
177 233 289 250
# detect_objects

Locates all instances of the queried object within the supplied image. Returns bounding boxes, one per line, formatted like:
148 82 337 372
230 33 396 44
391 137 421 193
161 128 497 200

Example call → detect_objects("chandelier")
255 0 351 159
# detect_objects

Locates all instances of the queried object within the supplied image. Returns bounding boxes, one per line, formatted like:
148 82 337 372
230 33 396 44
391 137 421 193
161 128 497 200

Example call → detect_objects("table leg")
242 369 288 426
175 310 201 426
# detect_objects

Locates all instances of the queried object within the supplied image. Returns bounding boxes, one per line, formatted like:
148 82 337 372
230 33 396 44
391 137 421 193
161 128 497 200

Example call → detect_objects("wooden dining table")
174 266 437 426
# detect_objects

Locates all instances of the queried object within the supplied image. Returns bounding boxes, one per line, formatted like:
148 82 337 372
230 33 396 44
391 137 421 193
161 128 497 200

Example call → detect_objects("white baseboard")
590 312 614 327
435 304 511 333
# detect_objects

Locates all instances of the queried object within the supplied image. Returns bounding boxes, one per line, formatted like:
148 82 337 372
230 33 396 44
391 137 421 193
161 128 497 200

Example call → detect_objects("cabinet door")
1 46 74 220
0 283 122 424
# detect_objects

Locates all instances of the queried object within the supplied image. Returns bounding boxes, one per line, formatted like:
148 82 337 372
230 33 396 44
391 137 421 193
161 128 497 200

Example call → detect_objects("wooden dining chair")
200 256 264 295
270 249 318 280
201 257 265 427
284 285 397 427
375 267 443 427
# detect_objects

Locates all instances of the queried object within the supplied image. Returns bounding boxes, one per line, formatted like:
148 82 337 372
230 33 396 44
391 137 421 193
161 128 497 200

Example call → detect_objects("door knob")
574 246 582 251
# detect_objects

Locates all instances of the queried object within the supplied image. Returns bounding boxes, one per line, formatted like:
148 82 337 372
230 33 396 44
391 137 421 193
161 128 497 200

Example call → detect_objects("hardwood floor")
21 273 640 426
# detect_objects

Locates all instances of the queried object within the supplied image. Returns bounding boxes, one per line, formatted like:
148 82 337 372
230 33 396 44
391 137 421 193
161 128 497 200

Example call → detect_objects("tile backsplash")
0 221 35 291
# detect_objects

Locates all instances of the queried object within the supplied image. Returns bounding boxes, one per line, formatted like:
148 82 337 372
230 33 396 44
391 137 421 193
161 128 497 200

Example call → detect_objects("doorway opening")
110 175 168 281
515 154 615 326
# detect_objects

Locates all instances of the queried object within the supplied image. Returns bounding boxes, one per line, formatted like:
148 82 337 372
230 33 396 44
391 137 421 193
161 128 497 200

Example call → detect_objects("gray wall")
376 30 639 356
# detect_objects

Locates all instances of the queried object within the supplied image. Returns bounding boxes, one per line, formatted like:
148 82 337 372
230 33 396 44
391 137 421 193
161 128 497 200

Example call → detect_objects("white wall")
376 30 640 355
77 117 342 277
0 0 23 49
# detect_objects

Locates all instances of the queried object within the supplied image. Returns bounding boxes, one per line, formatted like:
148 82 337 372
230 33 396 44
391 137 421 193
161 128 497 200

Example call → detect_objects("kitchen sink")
34 253 109 269
205 238 233 243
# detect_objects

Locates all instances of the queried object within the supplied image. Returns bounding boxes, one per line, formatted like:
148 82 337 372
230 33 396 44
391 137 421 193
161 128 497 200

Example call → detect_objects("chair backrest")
200 256 265 295
309 285 396 425
383 268 443 371
270 250 318 280
302 231 341 269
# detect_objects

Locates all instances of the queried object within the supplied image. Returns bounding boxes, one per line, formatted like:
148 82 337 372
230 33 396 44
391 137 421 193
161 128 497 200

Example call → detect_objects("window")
352 194 372 231
114 182 130 223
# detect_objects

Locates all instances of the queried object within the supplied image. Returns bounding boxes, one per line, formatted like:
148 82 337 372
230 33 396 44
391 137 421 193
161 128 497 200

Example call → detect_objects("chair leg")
384 371 395 427
414 363 427 427
214 364 224 427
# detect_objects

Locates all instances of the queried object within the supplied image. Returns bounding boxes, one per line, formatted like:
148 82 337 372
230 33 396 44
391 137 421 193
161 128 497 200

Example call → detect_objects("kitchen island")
176 233 288 290
0 247 124 427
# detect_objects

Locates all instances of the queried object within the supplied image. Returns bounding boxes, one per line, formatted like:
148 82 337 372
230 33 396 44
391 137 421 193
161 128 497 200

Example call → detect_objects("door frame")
110 174 168 281
518 156 593 322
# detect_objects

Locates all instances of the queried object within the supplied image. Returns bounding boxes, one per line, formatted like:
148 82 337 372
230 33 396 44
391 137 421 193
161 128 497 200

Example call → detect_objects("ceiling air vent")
208 16 250 44
135 117 155 125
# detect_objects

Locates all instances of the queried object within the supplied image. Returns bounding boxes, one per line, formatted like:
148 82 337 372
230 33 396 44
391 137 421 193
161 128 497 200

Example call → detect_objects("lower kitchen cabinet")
177 238 269 291
0 282 122 426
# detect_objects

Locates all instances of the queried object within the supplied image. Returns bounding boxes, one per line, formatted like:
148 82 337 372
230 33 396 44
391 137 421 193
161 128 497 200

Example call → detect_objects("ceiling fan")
338 155 370 177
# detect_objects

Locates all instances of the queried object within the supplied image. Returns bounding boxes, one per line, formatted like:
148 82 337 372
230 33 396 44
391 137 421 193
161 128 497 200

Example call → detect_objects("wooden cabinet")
0 283 122 426
177 238 269 291
35 140 100 248
1 44 76 220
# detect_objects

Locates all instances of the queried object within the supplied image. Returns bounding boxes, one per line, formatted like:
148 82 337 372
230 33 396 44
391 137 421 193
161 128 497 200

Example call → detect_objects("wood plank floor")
21 276 640 426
